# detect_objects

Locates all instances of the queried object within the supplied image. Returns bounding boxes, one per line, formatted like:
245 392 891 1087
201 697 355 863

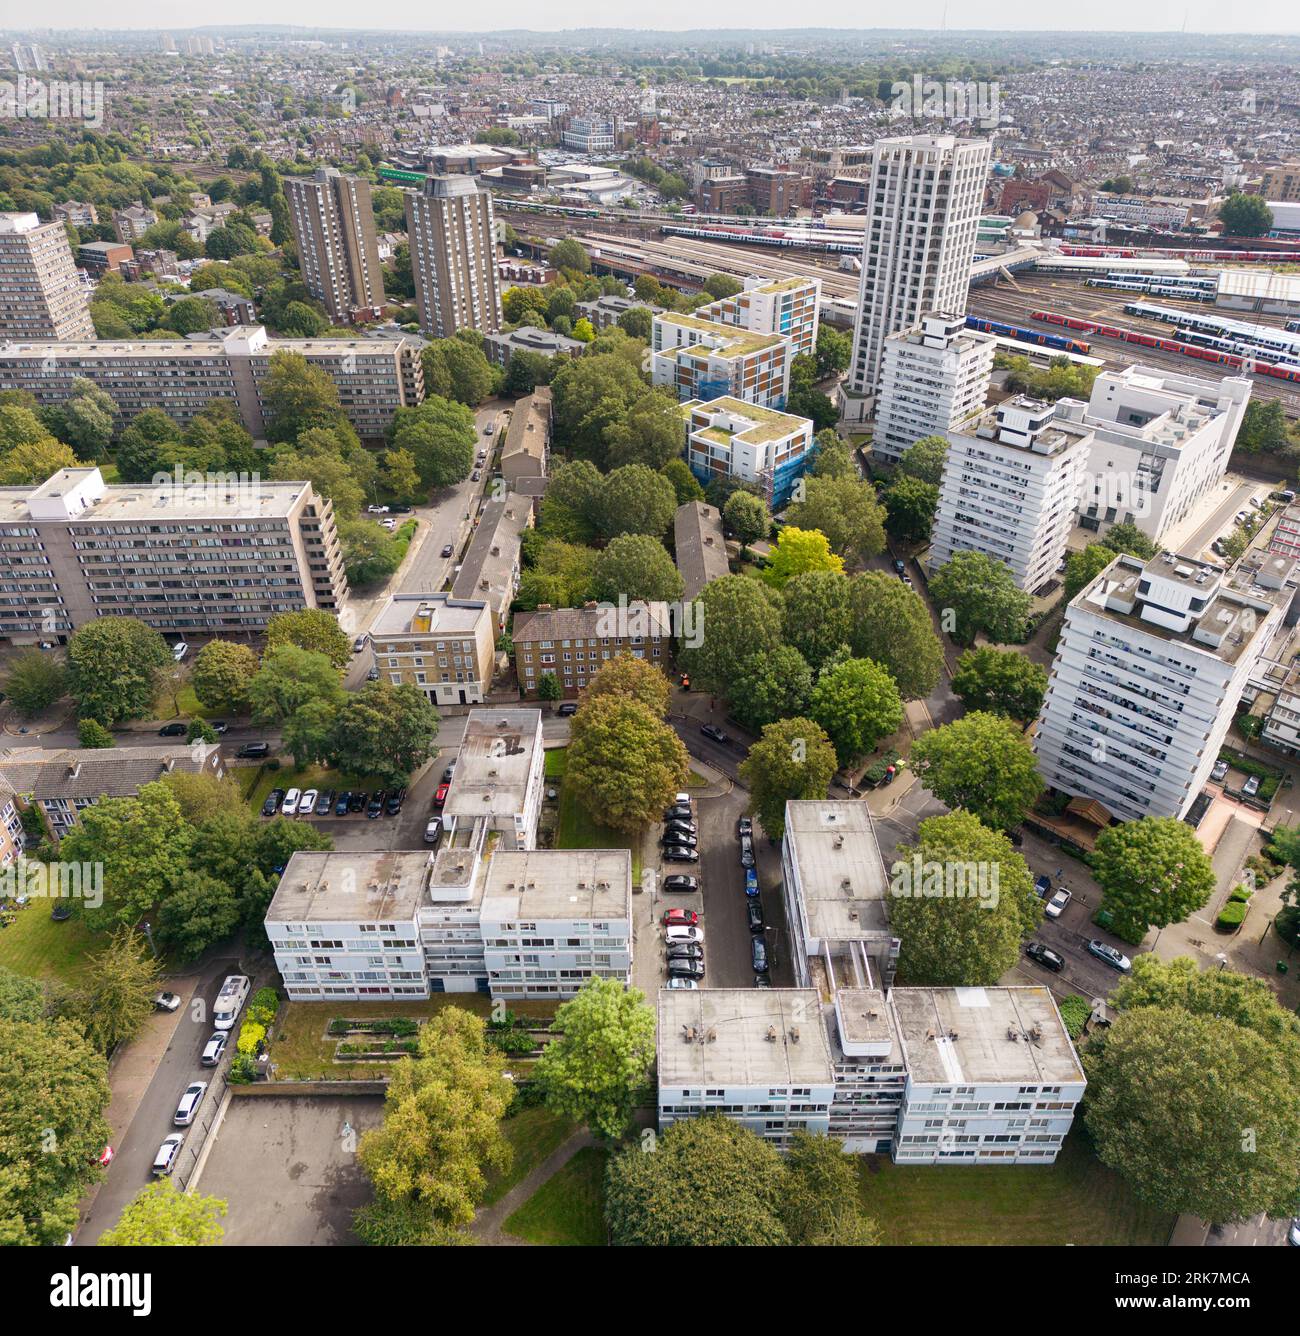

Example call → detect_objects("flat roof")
657 988 835 1089
266 850 431 924
481 848 631 921
443 708 542 820
370 593 488 638
892 986 1085 1086
784 800 891 939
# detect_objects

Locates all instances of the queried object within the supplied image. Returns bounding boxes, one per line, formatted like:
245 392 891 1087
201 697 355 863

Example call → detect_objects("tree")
929 551 1031 645
605 1116 790 1246
808 657 903 767
580 653 672 718
1091 817 1217 943
534 978 656 1141
67 616 170 724
602 393 684 471
503 285 549 325
738 717 838 839
536 672 562 707
156 873 242 961
159 771 244 825
0 1015 112 1245
261 351 343 443
593 464 678 540
390 396 478 487
786 384 838 431
678 575 784 698
897 434 948 485
247 645 344 726
884 474 939 543
548 238 591 274
786 475 886 562
59 380 116 458
591 533 683 605
77 718 114 748
382 447 422 504
703 273 743 300
782 1131 881 1246
1084 1003 1300 1222
1235 399 1290 456
814 324 851 379
283 697 339 770
423 338 496 407
517 538 597 610
1064 544 1115 601
0 435 80 485
339 517 403 586
266 609 351 670
353 1198 475 1247
781 570 851 673
1219 193 1273 238
890 811 1042 985
951 647 1048 724
1101 521 1157 561
268 429 366 518
909 711 1044 830
328 682 439 788
616 305 653 341
763 526 844 588
723 489 770 546
3 649 67 716
71 927 162 1054
277 300 328 338
61 784 192 930
99 1179 226 1246
811 431 854 479
358 1009 514 1228
845 572 943 701
566 695 689 832
728 647 814 733
191 640 259 714
164 295 219 335
662 457 705 505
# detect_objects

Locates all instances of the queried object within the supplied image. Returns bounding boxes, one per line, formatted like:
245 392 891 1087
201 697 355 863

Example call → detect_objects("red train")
1030 309 1300 385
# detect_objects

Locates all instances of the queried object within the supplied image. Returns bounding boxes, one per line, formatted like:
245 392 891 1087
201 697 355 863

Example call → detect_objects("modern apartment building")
512 603 675 700
840 135 991 422
929 397 1095 593
111 205 158 243
0 212 95 341
1034 551 1286 822
695 274 821 360
0 466 346 641
284 168 386 324
872 312 996 467
679 395 815 507
0 325 424 442
368 593 495 706
1055 365 1251 543
561 116 617 154
1261 162 1300 204
405 175 503 339
651 312 791 411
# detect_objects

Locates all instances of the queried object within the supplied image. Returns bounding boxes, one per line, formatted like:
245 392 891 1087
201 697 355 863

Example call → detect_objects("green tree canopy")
909 711 1044 831
591 533 684 605
67 616 170 724
929 551 1031 645
328 682 439 788
1091 817 1217 943
808 656 904 767
738 716 839 839
951 647 1048 724
98 1179 226 1246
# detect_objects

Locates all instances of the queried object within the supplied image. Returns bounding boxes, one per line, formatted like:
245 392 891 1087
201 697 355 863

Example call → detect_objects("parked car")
390 504 412 514
666 943 704 962
200 1032 228 1066
347 790 366 814
665 977 698 990
1033 874 1052 899
334 791 352 816
663 846 699 863
1088 940 1132 972
664 925 704 945
385 788 406 816
424 817 443 846
380 517 397 531
664 819 697 836
315 789 335 816
751 937 769 975
892 558 906 576
663 908 699 927
1025 941 1065 973
666 957 705 980
282 788 302 817
1045 887 1071 919
153 991 182 1012
557 702 578 716
262 788 285 817
152 1133 184 1177
298 789 318 817
746 900 765 934
237 742 270 759
366 666 380 681
442 763 456 783
664 804 692 822
353 636 367 653
739 835 755 868
1288 1217 1300 1247
737 816 753 838
662 874 699 893
1211 759 1229 782
171 642 189 662
471 470 481 482
662 832 698 850
744 868 760 898
158 722 187 737
1243 774 1261 797
173 1081 208 1127
366 791 386 819
700 723 729 744
673 792 692 806
367 504 389 514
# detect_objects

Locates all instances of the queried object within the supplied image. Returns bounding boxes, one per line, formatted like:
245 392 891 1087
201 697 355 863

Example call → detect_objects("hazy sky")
16 4 1300 35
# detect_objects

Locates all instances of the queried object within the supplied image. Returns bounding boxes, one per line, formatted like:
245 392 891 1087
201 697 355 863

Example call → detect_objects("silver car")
173 1081 208 1127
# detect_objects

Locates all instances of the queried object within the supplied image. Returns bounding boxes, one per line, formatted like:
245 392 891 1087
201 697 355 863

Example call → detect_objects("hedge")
1216 901 1248 931
1057 995 1091 1040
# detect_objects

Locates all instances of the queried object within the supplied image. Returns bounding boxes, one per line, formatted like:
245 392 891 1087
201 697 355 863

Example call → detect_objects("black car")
347 790 366 814
441 544 454 558
262 788 285 816
210 721 229 735
1025 941 1065 973
666 957 705 979
664 819 698 837
664 804 692 822
315 789 335 816
366 791 386 819
236 742 270 759
700 722 729 744
158 722 187 737
389 504 412 514
666 943 704 962
751 938 769 975
737 816 753 838
662 831 698 849
334 791 352 816
892 558 906 576
739 835 755 868
557 702 578 717
662 874 699 893
663 846 699 863
385 788 406 816
746 900 765 934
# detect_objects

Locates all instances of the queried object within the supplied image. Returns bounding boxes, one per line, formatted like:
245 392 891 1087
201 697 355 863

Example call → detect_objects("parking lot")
196 1095 384 1245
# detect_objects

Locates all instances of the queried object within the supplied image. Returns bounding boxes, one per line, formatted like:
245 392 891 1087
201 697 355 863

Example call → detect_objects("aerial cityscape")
1 11 1299 1292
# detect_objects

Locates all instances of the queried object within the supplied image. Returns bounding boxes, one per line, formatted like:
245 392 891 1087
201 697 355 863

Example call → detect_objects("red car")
662 908 699 927
434 783 449 808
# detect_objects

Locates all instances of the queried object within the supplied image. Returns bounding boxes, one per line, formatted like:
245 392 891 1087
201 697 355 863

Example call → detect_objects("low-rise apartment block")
573 294 664 331
484 324 585 371
368 593 495 706
680 395 815 507
512 602 674 700
442 708 547 851
450 496 533 633
0 777 26 867
695 274 821 361
0 467 346 641
652 311 791 411
499 389 551 488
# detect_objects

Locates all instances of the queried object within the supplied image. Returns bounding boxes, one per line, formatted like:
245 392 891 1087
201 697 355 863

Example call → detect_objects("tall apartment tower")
840 135 990 424
284 169 385 324
873 312 996 466
405 176 502 339
0 213 95 341
929 397 1094 594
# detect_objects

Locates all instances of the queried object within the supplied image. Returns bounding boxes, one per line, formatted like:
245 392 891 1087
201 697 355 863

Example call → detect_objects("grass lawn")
269 997 557 1081
856 1128 1173 1246
548 746 642 880
153 682 202 721
0 903 99 985
482 1105 576 1206
503 1146 608 1246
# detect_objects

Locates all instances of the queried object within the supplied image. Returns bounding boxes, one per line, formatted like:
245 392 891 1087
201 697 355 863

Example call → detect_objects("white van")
212 974 251 1031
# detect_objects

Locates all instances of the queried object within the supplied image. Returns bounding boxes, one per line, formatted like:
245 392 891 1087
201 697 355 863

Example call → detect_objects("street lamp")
1214 952 1228 973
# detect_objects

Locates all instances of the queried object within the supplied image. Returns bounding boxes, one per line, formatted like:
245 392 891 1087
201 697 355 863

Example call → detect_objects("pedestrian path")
470 1129 597 1245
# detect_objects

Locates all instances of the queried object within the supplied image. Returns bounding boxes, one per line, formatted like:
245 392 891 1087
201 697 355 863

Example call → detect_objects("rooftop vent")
766 1026 778 1042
